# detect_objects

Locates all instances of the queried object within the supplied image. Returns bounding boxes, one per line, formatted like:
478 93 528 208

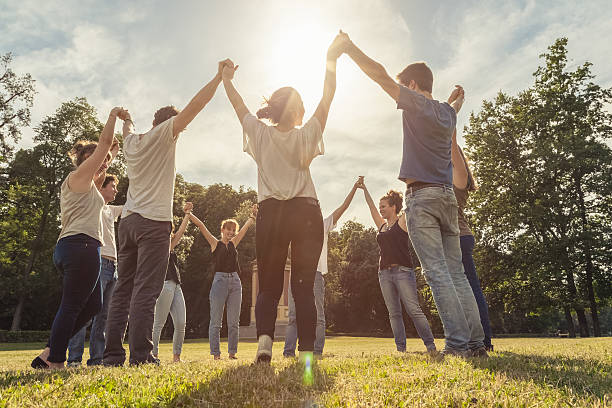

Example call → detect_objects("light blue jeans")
67 257 116 365
209 272 242 356
405 186 484 351
152 280 186 356
378 265 436 351
284 271 325 356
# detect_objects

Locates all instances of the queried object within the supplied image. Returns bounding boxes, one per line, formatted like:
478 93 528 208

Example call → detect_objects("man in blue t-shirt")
337 31 486 357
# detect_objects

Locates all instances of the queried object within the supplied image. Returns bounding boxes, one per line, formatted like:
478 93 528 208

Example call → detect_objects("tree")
464 38 612 337
0 53 35 160
2 98 103 330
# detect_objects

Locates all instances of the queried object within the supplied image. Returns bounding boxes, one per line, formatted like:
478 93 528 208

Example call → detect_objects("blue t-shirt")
397 85 456 186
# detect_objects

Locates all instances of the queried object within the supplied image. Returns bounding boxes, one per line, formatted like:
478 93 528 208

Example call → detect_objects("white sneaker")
255 335 272 364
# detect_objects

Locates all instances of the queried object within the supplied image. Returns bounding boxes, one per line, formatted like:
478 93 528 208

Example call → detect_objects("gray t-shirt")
396 86 456 186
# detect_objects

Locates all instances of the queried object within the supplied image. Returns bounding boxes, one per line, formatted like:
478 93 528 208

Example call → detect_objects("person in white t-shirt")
103 60 231 367
67 174 122 367
283 177 362 357
221 33 344 364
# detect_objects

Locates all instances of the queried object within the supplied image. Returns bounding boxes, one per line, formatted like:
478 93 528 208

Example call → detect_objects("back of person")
242 114 323 202
122 118 177 221
58 176 105 243
397 86 456 185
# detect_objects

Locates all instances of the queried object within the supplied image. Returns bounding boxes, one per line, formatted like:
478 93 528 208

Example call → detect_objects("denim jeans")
67 257 117 365
378 265 436 351
405 186 484 351
209 272 242 356
460 235 493 348
48 234 102 363
255 198 323 351
284 271 326 356
152 280 186 356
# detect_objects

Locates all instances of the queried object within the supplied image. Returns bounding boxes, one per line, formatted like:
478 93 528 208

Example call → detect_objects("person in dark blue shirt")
336 31 486 358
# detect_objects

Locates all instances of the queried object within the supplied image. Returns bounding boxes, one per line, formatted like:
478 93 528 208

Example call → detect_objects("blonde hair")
221 218 239 231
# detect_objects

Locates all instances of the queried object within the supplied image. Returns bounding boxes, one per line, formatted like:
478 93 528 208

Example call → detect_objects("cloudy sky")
2 0 611 226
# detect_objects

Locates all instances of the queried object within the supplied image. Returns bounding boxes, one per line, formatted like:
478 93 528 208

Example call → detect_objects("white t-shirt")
100 204 123 260
122 117 177 222
242 113 323 202
317 214 336 274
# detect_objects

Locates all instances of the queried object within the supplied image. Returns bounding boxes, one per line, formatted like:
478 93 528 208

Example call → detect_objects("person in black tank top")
152 202 192 363
358 179 436 353
190 205 257 360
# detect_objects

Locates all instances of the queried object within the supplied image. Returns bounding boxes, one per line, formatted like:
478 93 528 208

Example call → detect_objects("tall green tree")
465 38 612 337
0 53 35 160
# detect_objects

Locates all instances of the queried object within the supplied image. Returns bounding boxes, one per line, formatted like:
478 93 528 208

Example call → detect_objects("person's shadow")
468 350 611 400
166 361 334 407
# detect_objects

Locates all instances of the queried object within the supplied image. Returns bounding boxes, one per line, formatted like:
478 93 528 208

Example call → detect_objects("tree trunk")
574 173 601 336
563 306 576 338
10 294 26 331
575 307 590 337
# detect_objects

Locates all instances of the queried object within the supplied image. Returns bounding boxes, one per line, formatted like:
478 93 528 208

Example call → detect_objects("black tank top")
165 251 181 284
376 221 415 270
212 241 240 273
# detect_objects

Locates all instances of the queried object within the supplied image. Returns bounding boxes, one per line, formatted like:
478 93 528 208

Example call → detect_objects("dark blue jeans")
460 235 493 348
48 234 102 363
67 257 117 365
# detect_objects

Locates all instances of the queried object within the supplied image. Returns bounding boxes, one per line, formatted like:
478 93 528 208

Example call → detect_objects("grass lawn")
0 336 610 407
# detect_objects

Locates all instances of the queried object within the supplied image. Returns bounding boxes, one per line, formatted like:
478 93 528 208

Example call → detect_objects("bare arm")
312 35 341 131
398 212 408 232
341 32 400 101
360 182 385 230
231 205 257 247
451 129 469 190
69 107 124 193
222 62 250 123
189 213 218 251
447 85 465 113
331 177 361 224
170 214 190 250
173 61 228 138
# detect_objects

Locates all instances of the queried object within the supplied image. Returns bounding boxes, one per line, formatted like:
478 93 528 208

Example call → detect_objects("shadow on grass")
469 351 612 400
0 342 47 352
0 368 78 389
165 361 334 407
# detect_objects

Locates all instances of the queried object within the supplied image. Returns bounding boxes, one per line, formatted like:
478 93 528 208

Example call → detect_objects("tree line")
1 38 610 338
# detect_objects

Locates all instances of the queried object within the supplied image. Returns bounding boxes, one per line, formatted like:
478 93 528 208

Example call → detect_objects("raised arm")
447 85 465 113
70 107 126 193
172 60 229 138
312 34 341 131
340 31 400 102
358 179 385 230
331 177 361 224
170 202 193 250
189 212 218 251
231 204 257 247
451 129 469 190
222 61 250 123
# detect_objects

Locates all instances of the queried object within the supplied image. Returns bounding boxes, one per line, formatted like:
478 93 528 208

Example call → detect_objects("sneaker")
129 356 160 367
255 335 273 364
469 347 489 358
67 361 82 368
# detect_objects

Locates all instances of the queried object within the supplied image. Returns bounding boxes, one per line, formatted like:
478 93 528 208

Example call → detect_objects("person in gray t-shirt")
335 31 486 357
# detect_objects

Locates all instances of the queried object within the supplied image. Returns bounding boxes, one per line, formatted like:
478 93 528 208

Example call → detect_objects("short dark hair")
380 190 403 214
102 174 118 188
397 62 433 93
153 105 180 127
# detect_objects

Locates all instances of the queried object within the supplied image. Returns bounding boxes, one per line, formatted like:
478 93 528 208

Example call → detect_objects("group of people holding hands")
32 30 493 369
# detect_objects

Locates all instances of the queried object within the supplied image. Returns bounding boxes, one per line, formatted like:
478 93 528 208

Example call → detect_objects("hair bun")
256 106 273 120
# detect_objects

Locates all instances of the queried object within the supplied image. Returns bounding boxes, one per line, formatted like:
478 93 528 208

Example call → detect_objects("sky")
2 0 611 227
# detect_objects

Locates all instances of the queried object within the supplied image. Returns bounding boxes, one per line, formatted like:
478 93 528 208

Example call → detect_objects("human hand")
222 60 239 81
327 30 348 60
447 85 464 104
183 202 193 214
218 58 232 77
355 176 365 189
110 107 125 118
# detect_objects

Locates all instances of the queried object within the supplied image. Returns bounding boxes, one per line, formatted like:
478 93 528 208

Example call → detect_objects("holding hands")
221 59 238 81
183 201 193 214
448 85 465 113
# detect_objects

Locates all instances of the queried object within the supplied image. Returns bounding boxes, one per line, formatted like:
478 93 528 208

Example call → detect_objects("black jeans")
103 213 172 365
255 197 323 351
48 234 102 363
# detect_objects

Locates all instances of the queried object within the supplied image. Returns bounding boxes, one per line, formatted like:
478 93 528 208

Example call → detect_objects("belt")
101 255 116 262
260 196 319 207
406 182 449 194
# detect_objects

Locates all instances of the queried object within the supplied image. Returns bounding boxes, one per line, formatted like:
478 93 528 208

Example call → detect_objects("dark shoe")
485 344 494 352
31 356 49 369
470 347 489 358
129 356 160 367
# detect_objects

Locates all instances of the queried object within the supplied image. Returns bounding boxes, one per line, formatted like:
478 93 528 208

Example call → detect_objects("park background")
1 0 611 341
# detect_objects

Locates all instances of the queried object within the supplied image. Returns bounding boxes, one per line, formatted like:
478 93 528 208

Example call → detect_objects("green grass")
1 337 610 407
